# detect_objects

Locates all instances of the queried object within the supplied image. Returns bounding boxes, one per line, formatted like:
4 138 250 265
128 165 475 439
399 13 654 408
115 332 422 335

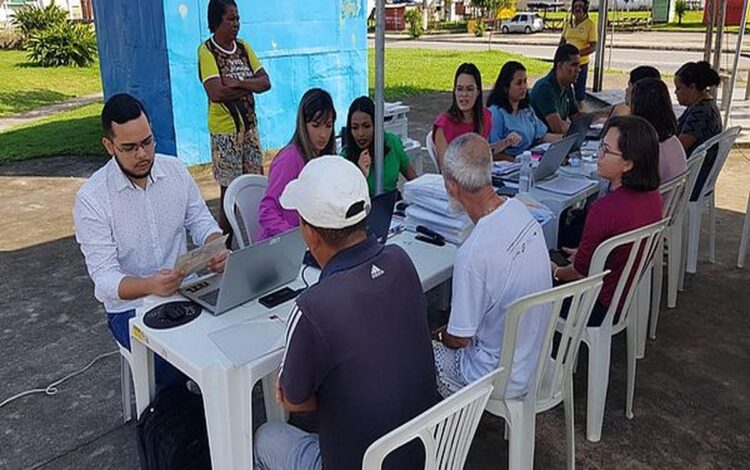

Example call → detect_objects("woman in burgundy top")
552 115 662 326
432 63 492 171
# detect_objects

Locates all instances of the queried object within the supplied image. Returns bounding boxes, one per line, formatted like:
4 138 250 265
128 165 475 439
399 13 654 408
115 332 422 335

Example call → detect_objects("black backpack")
136 385 211 470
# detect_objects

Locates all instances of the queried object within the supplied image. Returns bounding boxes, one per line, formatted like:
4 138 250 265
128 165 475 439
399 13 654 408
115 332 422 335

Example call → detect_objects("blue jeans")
575 63 589 102
254 422 322 470
107 310 188 392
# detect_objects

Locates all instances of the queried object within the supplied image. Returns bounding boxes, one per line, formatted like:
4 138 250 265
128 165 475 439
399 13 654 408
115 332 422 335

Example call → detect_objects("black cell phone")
259 287 300 309
549 249 571 267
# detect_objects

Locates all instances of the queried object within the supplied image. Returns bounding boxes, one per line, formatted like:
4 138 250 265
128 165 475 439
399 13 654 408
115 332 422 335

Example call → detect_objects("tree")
675 0 688 25
471 0 516 19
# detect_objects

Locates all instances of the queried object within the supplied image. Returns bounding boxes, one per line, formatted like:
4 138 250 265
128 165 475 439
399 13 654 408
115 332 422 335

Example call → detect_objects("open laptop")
367 189 398 242
564 114 592 150
180 228 306 315
502 134 578 184
586 106 616 140
302 190 399 268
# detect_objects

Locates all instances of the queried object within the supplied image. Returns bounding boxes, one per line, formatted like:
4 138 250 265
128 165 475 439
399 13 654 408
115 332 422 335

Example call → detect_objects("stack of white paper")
402 174 474 244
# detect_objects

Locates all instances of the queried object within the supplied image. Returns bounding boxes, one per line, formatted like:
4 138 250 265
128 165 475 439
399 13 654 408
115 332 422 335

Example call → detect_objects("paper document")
209 317 287 364
174 235 228 275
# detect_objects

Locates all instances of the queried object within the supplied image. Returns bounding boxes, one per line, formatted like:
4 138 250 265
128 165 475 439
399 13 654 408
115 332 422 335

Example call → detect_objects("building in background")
1 0 93 26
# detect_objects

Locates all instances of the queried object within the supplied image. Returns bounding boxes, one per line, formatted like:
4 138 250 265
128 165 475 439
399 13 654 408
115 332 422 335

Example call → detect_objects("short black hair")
101 93 149 138
675 60 721 90
554 44 580 69
603 115 661 191
208 0 236 33
629 66 660 85
301 218 367 249
631 78 677 143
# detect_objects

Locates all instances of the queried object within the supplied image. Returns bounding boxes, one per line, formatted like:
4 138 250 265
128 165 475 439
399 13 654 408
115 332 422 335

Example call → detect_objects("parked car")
500 13 544 34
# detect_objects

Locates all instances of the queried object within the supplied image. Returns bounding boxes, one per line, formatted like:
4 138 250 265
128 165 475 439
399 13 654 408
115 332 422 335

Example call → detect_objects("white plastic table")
527 166 601 248
129 231 458 470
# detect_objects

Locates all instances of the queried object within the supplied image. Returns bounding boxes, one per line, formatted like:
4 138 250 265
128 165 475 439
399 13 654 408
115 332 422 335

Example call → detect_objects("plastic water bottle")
518 151 535 195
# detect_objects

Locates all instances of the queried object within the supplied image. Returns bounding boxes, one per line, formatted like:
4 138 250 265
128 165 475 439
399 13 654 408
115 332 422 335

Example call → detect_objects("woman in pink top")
433 63 492 171
630 78 688 183
257 88 336 241
552 116 662 326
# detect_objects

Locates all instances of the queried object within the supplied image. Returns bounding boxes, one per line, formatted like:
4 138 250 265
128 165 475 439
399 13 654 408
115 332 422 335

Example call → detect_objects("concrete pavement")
1 91 749 469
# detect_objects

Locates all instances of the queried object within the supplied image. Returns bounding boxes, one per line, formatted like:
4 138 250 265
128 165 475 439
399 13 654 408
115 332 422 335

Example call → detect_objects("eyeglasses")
111 136 156 158
455 86 477 96
597 144 623 158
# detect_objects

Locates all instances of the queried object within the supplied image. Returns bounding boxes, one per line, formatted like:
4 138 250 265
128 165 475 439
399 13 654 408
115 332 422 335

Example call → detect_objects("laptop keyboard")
198 289 220 306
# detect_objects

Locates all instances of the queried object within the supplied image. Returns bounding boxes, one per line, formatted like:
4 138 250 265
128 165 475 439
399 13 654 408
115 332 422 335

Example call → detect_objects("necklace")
482 197 505 217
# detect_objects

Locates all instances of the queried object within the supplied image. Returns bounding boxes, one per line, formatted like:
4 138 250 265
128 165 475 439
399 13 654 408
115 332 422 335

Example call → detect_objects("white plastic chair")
685 126 741 274
677 149 709 293
738 191 750 268
361 368 501 470
118 343 134 423
484 273 607 470
644 172 689 342
661 150 707 308
574 218 669 442
425 130 441 175
223 174 268 248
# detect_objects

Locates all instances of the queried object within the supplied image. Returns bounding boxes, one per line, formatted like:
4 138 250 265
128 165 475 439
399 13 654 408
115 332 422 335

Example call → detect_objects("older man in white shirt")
74 93 226 389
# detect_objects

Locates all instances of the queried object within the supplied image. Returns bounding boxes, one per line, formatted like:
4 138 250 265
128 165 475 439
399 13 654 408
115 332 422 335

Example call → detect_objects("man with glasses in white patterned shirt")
74 93 227 390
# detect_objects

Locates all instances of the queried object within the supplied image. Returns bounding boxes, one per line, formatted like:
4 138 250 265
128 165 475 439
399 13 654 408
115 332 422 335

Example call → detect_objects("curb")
372 34 749 55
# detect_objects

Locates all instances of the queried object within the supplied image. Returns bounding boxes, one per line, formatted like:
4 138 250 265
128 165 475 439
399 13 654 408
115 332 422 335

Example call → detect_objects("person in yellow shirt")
198 0 271 242
560 0 597 102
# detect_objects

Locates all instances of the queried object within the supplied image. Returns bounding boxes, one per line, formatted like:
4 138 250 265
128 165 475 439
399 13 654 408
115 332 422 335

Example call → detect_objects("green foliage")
674 0 689 25
474 19 487 37
404 9 424 38
27 22 98 67
11 3 68 42
0 28 23 50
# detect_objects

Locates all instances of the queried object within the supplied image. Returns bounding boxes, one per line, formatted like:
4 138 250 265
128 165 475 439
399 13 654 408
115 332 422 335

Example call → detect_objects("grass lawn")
368 47 549 99
0 102 105 163
0 48 562 162
0 50 102 117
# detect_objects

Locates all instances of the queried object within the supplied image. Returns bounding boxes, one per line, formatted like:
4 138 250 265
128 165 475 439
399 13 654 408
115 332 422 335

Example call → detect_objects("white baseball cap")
280 155 371 229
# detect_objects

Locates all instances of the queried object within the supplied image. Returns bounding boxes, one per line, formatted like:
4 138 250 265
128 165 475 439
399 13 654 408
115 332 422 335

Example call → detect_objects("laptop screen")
367 190 398 243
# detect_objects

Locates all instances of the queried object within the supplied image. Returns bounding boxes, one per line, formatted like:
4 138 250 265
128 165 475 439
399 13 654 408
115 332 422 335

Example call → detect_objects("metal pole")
713 0 727 71
593 0 609 91
374 0 385 195
704 0 715 63
723 0 749 128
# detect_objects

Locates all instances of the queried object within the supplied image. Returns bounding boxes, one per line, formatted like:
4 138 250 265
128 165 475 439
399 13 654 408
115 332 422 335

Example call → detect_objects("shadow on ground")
0 91 748 469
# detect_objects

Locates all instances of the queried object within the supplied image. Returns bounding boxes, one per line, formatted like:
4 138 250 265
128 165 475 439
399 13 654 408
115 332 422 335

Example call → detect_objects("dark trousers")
575 63 589 102
107 310 188 392
559 293 609 327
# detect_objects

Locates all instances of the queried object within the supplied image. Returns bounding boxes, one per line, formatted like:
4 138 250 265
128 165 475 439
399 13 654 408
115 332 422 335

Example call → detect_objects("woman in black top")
673 60 722 199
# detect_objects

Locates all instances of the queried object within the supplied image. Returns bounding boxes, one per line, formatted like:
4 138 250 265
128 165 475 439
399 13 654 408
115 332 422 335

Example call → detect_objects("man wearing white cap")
253 156 439 470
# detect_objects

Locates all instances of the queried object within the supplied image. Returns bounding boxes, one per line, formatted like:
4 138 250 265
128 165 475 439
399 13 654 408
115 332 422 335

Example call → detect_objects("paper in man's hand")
174 234 228 275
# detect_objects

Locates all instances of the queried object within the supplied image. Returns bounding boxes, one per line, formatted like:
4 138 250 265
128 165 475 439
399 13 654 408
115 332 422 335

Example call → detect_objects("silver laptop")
180 228 306 315
503 134 578 183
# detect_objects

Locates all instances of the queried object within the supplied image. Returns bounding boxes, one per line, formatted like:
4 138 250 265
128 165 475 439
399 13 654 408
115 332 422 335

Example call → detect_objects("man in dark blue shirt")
253 156 439 470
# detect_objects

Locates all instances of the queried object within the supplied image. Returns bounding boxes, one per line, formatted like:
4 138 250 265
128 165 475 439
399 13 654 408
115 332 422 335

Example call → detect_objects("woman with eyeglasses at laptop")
432 63 492 172
257 88 336 241
342 96 417 195
487 61 562 161
630 78 687 184
551 116 662 326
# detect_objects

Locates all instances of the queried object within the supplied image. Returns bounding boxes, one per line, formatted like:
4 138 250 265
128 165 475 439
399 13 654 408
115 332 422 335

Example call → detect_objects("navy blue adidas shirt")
279 236 439 470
